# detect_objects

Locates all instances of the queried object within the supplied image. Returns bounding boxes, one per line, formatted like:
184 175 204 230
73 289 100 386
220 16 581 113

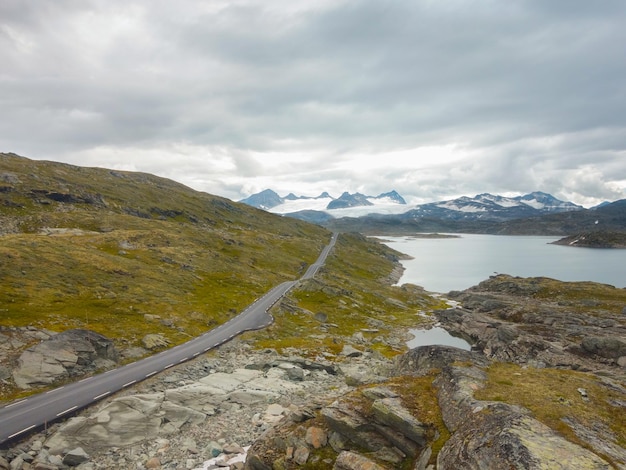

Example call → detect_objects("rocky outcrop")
441 274 626 372
12 329 119 389
1 344 362 470
245 382 438 469
396 346 613 469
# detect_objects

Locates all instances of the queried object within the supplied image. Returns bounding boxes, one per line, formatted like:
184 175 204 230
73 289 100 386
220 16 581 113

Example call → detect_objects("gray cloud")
1 0 625 206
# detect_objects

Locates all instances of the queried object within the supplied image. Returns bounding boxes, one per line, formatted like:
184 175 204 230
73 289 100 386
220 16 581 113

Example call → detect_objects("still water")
382 234 626 293
406 326 472 350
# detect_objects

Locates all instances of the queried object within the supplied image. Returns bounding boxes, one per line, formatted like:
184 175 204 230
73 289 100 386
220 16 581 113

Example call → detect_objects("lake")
381 234 626 293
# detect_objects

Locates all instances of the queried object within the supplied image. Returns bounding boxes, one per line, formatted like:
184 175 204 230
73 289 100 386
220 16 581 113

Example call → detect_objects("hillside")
551 231 626 248
0 152 332 358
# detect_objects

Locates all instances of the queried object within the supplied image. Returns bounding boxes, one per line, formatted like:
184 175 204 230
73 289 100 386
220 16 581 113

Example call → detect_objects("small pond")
406 327 472 351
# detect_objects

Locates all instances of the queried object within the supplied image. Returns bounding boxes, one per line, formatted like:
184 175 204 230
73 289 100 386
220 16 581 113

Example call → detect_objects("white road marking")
94 392 111 400
57 406 77 417
46 387 64 394
123 381 136 388
145 371 158 378
164 363 174 369
8 425 36 439
5 399 27 409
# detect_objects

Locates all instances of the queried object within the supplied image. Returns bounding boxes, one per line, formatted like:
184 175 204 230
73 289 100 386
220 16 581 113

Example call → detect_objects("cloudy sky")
1 0 625 207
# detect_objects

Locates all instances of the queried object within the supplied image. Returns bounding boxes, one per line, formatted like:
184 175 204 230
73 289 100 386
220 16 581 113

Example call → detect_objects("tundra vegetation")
1 153 624 469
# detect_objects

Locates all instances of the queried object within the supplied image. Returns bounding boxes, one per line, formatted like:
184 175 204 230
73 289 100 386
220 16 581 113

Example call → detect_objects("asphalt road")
0 232 338 445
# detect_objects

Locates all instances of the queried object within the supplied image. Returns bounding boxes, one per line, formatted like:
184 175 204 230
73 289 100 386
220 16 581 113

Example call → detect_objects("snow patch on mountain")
239 189 583 222
270 197 334 214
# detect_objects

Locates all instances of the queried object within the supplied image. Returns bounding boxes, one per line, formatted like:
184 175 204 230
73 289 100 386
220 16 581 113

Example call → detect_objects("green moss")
387 374 451 467
253 233 446 357
475 362 626 465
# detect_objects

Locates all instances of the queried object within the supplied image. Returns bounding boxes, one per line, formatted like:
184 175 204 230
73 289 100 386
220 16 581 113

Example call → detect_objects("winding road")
0 233 338 445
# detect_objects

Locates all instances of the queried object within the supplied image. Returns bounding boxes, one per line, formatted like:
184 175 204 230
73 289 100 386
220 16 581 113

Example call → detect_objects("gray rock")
286 366 305 381
340 345 363 358
31 462 58 470
581 336 626 359
322 401 389 452
63 447 90 467
9 455 23 470
206 441 223 458
314 312 328 323
333 451 386 470
44 394 205 453
13 329 118 389
371 398 428 445
293 446 310 466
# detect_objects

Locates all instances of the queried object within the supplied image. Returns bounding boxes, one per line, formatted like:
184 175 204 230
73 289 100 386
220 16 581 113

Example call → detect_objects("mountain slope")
241 189 584 226
325 199 626 235
0 153 330 353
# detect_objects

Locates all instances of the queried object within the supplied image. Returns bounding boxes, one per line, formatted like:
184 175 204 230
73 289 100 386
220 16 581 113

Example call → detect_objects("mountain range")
241 189 584 221
240 189 407 212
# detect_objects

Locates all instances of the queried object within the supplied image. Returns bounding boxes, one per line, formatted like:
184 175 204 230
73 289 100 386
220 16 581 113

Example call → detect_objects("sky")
1 0 625 207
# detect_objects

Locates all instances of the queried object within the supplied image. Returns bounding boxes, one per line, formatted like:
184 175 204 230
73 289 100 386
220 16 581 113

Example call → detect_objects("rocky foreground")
1 275 625 469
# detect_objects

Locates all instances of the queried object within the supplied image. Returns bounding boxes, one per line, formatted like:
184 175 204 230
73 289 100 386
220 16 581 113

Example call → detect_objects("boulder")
581 336 626 359
13 329 118 389
62 447 90 467
44 394 205 454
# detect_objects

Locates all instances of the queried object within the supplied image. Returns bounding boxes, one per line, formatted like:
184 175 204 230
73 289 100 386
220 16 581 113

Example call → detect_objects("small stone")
286 367 305 381
266 404 285 416
207 441 223 457
145 457 161 469
305 427 328 449
340 345 363 358
223 444 244 454
30 440 43 452
333 451 387 470
62 447 90 467
293 447 310 465
315 312 328 323
9 456 24 470
31 462 58 470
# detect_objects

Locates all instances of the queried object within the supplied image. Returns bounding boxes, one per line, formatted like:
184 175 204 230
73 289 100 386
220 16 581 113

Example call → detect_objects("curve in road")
0 233 338 445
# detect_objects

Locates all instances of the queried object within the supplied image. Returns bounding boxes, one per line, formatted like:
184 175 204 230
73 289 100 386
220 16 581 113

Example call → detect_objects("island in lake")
552 231 626 248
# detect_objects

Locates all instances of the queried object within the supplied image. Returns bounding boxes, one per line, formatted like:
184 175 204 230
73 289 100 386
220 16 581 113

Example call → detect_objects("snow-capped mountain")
240 189 584 224
240 189 406 214
399 191 583 222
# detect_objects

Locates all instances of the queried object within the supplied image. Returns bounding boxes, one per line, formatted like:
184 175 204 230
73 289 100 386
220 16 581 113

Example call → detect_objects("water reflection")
407 327 472 351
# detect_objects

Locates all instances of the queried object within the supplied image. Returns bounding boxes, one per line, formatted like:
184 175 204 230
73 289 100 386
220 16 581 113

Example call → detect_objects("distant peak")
375 190 407 204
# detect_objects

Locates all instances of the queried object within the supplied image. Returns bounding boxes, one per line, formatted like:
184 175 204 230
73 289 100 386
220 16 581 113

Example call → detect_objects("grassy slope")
251 232 448 357
0 153 330 349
